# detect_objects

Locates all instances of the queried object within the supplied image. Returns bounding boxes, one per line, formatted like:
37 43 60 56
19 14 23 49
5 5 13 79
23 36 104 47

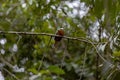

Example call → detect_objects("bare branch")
0 31 91 44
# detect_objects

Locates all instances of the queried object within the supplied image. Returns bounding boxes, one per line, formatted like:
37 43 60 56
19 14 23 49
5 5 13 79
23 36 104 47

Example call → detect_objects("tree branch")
0 31 92 44
1 31 120 73
3 68 20 80
0 31 114 68
0 55 13 69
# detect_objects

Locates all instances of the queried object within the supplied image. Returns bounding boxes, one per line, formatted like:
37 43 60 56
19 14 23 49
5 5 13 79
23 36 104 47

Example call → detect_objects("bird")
54 28 64 47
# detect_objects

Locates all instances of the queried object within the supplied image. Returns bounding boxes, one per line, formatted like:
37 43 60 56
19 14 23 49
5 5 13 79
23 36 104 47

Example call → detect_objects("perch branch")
0 31 92 44
0 31 113 66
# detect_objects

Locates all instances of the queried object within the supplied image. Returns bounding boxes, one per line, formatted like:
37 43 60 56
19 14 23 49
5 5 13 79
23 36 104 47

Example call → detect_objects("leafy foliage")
0 0 120 80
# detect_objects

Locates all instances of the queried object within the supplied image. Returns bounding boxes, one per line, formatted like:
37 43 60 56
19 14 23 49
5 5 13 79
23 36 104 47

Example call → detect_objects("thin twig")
3 68 20 80
107 69 116 80
79 44 87 80
0 55 20 80
16 33 22 45
0 55 13 69
38 36 52 71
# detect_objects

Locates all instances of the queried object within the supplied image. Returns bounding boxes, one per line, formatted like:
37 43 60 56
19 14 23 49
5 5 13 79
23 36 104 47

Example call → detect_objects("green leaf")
48 65 65 75
28 68 39 74
113 51 120 57
44 77 53 80
40 69 50 75
94 0 104 18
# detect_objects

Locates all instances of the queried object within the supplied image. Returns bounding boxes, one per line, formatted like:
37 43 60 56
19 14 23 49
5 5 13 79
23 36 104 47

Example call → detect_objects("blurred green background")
0 0 120 80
